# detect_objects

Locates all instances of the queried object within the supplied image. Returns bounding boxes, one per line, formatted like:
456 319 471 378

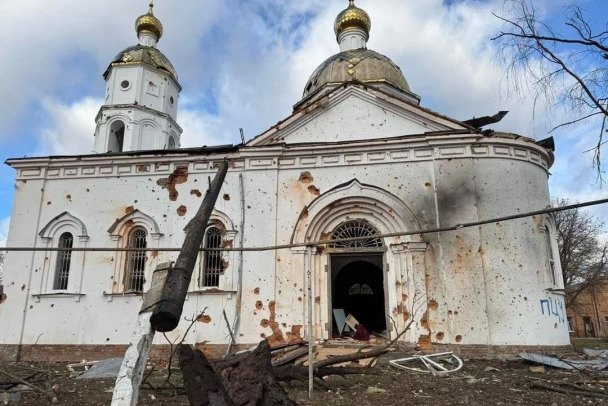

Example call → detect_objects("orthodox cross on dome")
349 0 355 6
149 0 154 13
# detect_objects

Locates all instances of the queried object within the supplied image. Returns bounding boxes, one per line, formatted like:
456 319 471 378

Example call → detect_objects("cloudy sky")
0 0 607 246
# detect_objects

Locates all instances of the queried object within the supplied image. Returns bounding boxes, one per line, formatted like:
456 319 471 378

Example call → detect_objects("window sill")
545 288 565 296
102 291 144 302
32 292 85 302
187 289 237 296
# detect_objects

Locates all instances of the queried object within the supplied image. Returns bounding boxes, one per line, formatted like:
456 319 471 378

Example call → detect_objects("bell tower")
93 1 182 153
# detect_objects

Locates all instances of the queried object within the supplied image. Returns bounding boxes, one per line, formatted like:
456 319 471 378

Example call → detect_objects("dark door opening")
331 254 386 336
583 316 596 337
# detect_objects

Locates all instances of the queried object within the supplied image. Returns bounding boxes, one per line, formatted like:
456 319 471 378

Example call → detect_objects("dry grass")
571 338 608 351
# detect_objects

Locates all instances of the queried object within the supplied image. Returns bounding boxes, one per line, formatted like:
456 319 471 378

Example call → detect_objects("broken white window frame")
388 352 463 376
544 226 557 285
539 215 563 290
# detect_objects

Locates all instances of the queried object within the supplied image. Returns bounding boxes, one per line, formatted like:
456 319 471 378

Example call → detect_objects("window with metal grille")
125 228 147 292
200 226 224 287
545 226 557 285
328 221 383 248
53 232 73 290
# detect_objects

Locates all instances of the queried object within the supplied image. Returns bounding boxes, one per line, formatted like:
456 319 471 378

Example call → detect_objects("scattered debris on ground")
520 352 608 371
5 346 608 405
76 358 123 380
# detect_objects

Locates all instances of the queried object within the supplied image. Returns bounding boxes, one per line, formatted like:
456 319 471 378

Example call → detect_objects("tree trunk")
215 340 296 406
178 345 234 406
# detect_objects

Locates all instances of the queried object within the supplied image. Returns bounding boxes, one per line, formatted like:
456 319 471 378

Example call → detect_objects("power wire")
2 197 607 253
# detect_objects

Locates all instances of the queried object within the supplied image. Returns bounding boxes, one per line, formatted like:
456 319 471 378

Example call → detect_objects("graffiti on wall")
540 297 565 323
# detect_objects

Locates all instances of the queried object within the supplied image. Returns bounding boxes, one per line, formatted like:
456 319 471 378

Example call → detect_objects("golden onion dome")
334 0 371 39
135 2 163 40
303 49 410 98
105 45 178 82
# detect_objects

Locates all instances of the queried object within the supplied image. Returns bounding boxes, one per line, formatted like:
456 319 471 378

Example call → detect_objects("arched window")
109 120 125 153
54 232 73 290
545 226 557 285
168 136 176 150
329 221 383 248
200 226 225 287
125 228 147 292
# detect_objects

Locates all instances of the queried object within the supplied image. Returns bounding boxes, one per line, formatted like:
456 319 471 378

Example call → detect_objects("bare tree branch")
493 0 608 178
552 198 607 306
549 112 604 133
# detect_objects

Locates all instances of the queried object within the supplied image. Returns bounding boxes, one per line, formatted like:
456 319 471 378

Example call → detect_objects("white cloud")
2 0 606 221
179 109 226 148
0 217 9 247
36 98 101 156
0 0 561 145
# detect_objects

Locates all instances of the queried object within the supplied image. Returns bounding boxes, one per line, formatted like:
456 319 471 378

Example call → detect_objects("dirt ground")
3 355 608 406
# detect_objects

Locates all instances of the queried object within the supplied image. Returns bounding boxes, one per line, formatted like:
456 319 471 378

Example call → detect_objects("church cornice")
95 104 183 133
5 132 553 180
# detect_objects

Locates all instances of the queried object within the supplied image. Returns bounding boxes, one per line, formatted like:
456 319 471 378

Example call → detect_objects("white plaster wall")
136 120 160 150
0 136 568 350
0 178 46 345
106 66 178 121
279 92 452 145
162 80 179 121
106 67 140 106
428 158 568 346
271 160 438 342
0 159 278 347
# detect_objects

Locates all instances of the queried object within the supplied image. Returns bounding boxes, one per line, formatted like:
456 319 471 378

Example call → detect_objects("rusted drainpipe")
226 173 245 356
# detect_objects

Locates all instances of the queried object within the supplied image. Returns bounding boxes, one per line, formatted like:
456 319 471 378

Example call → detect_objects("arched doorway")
289 179 426 342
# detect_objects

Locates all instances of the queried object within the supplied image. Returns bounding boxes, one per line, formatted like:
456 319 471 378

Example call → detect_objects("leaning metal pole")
111 264 170 406
306 245 314 398
150 160 229 332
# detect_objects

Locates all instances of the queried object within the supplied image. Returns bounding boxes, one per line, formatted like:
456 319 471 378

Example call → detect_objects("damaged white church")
0 1 569 361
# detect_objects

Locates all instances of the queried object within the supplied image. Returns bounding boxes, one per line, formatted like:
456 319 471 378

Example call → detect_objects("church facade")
0 1 570 361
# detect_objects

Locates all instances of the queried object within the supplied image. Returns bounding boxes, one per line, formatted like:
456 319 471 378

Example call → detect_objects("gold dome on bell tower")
334 0 371 40
135 1 163 41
